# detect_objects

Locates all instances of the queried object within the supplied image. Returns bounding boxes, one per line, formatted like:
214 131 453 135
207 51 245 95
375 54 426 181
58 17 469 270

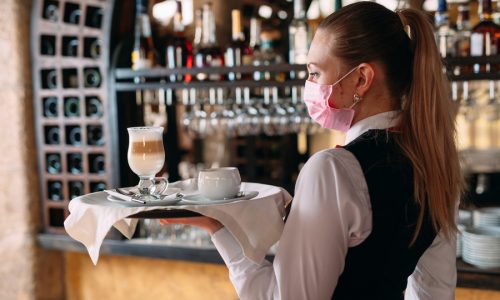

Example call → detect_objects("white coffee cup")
198 167 241 200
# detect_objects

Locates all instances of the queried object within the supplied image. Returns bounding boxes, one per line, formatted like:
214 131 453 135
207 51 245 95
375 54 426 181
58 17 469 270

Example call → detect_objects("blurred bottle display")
69 181 84 199
471 0 500 73
165 0 193 82
47 181 63 201
289 0 309 78
67 153 83 174
43 97 58 118
64 97 80 117
46 154 62 174
194 2 224 81
435 0 456 58
225 9 252 81
455 3 472 74
253 31 284 82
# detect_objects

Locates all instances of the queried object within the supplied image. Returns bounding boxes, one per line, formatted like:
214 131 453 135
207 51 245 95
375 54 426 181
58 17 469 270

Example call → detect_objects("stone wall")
0 1 65 299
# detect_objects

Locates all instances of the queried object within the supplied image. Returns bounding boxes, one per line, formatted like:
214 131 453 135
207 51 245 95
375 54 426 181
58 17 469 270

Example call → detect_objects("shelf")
444 55 500 81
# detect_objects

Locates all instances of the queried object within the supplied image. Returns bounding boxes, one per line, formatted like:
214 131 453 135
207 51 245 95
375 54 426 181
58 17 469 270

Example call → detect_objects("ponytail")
397 9 463 243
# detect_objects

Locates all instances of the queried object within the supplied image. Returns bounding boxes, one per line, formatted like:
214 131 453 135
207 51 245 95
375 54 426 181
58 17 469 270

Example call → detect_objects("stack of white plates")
473 208 500 227
462 226 500 269
456 210 472 258
456 224 465 258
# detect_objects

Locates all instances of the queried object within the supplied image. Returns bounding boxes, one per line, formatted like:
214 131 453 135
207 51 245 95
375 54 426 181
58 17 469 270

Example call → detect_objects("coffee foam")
128 130 162 142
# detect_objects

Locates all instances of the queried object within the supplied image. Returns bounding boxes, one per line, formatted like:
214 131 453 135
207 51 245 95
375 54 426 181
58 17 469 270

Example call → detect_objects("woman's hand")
159 217 224 235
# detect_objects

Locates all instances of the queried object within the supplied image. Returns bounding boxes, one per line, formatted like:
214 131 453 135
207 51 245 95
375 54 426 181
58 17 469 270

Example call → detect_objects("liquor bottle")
165 0 193 82
67 153 83 174
193 8 203 51
194 2 224 81
132 0 157 70
47 181 63 201
455 3 472 74
471 0 500 73
253 31 284 81
87 125 104 146
289 0 309 78
225 9 252 81
66 126 82 146
69 181 84 199
46 154 61 174
43 97 58 117
434 0 456 58
64 97 80 117
85 96 103 118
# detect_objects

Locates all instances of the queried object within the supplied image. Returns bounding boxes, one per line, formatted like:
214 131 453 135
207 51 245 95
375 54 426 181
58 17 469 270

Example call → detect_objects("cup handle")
150 177 169 196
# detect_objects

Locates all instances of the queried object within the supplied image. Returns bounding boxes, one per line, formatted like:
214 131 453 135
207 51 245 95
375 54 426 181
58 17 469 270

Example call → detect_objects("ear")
355 63 375 97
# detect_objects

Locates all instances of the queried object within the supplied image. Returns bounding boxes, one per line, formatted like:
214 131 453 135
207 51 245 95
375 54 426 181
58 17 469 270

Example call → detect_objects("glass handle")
150 177 169 196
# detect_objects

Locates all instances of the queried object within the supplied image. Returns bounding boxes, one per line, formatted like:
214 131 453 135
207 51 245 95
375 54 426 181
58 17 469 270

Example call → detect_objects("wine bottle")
42 69 57 89
225 9 252 81
62 36 79 57
43 97 58 118
471 0 500 73
90 182 106 192
46 153 61 174
85 96 103 118
84 37 101 59
455 3 472 74
62 68 78 89
47 181 63 201
67 153 83 174
69 181 84 199
87 125 104 146
194 2 224 81
66 126 82 146
165 0 193 82
64 97 80 117
45 126 60 144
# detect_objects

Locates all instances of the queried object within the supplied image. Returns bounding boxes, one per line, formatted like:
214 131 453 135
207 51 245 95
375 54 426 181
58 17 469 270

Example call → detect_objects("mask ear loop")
349 93 362 109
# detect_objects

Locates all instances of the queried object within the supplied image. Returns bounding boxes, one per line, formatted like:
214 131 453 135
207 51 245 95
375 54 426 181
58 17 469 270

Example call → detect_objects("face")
306 30 358 109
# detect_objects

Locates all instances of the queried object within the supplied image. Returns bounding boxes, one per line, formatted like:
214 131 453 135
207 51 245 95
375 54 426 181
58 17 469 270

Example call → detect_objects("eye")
308 72 319 79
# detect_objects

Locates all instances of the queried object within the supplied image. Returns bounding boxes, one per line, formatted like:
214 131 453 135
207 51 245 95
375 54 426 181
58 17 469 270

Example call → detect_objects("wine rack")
31 0 116 234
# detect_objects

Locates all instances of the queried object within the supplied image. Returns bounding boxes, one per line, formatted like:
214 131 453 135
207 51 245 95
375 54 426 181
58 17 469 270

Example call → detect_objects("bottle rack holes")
47 181 63 201
89 153 105 174
44 125 60 145
46 153 62 174
67 152 83 174
48 208 65 227
83 37 101 59
41 69 57 89
85 6 103 29
65 125 82 146
63 2 81 25
42 0 59 22
85 96 103 118
62 68 79 89
83 67 101 88
62 36 79 57
90 181 106 192
40 35 56 56
87 125 104 146
68 181 84 199
64 96 80 117
42 97 58 118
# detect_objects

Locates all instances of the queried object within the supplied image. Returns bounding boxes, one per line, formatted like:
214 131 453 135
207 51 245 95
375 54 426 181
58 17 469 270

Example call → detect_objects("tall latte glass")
127 127 168 200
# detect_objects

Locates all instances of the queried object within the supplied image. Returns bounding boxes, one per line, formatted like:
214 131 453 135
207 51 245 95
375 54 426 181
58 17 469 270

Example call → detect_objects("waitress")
162 2 462 299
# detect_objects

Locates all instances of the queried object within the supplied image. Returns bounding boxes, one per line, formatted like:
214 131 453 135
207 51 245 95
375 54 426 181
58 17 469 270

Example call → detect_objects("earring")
353 93 362 103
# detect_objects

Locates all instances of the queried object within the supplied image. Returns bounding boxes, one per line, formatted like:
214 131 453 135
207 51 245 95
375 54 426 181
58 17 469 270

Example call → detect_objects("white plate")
106 195 182 207
180 191 259 205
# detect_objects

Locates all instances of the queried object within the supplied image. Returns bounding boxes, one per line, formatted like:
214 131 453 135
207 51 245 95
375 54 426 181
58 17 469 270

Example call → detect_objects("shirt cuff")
211 227 244 266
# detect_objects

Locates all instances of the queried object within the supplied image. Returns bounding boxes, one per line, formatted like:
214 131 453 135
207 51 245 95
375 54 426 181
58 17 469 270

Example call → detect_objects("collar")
345 110 401 145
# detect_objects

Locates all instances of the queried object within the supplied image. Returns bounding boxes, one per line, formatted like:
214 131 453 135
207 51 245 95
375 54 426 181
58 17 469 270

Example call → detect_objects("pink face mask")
303 67 361 132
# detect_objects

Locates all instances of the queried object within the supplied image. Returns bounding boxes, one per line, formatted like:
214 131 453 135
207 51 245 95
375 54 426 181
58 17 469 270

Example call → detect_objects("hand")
160 216 224 235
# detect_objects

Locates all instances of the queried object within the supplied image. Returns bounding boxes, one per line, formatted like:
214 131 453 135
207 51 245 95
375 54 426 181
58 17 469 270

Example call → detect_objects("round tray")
128 209 202 219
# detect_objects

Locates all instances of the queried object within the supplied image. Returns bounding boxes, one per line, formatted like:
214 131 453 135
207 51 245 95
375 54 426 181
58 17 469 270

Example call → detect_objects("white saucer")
180 191 259 205
106 195 182 207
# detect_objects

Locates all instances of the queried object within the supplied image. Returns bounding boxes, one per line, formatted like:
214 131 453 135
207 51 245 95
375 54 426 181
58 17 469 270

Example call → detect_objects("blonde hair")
319 2 463 242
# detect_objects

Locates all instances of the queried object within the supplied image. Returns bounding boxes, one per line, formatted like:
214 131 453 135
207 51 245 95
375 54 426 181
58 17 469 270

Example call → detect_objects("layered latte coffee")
127 129 165 177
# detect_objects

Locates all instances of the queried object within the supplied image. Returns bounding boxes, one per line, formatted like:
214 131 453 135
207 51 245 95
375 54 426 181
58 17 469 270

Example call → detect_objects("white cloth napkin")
64 181 292 265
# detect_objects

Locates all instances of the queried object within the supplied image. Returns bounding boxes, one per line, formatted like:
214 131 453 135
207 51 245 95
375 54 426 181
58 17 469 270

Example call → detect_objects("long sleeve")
212 149 372 300
404 232 457 300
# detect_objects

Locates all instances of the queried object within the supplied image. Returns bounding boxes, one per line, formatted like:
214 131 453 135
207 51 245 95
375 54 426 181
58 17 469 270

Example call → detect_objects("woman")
162 2 462 299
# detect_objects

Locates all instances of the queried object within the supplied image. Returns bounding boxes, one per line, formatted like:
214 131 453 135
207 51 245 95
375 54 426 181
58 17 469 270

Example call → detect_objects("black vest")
332 129 436 300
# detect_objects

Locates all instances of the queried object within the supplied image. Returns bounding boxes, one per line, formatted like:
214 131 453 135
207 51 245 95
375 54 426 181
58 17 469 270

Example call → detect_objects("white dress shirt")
212 111 457 300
